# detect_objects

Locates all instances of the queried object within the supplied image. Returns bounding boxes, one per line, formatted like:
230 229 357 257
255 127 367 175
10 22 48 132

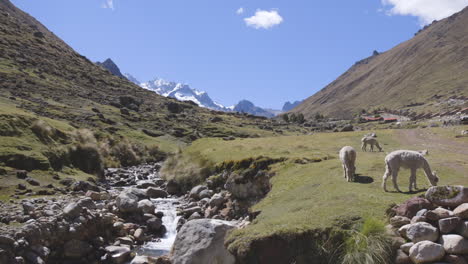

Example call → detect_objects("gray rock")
454 203 468 219
439 217 461 234
183 206 202 218
198 189 214 199
457 221 468 238
188 212 202 221
137 199 155 214
390 216 411 227
136 180 157 189
395 249 412 264
406 222 439 243
147 217 163 232
411 216 427 224
166 180 180 195
172 219 237 264
401 242 414 254
409 241 445 264
63 202 82 218
189 185 208 200
63 239 92 258
426 186 468 207
131 255 155 264
440 234 468 254
145 187 168 199
105 246 131 264
116 191 139 213
398 224 411 238
443 254 468 264
427 208 454 221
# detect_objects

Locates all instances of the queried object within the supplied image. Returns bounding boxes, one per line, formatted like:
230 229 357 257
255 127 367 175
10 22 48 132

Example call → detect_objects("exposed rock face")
409 241 445 263
426 186 468 207
171 219 237 264
225 171 271 200
96 58 125 79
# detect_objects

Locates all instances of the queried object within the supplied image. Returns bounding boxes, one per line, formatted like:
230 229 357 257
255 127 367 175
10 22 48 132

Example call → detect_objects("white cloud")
102 0 114 10
244 9 283 29
381 0 468 25
236 7 244 15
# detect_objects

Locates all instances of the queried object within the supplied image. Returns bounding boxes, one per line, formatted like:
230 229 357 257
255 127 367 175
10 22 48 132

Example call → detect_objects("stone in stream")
136 180 157 189
409 241 445 264
147 217 163 232
426 186 468 208
166 180 180 195
145 187 168 199
105 246 131 264
171 219 237 264
137 199 156 214
116 191 139 213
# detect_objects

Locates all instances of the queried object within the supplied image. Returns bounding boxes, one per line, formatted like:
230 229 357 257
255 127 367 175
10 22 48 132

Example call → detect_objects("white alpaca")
382 150 439 192
361 136 383 152
339 146 357 182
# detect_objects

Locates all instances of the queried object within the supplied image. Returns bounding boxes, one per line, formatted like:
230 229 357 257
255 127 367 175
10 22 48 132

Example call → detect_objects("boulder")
398 224 411 238
456 221 468 238
63 239 92 258
390 216 411 227
105 246 131 264
171 219 237 264
199 189 214 199
147 217 163 232
409 241 445 264
138 199 156 214
439 217 461 234
136 180 157 189
116 191 139 213
166 180 180 195
440 235 468 254
63 202 82 218
395 197 435 218
454 204 468 219
189 185 208 200
411 216 427 224
444 254 468 264
225 171 271 200
209 193 225 208
426 186 468 208
131 256 157 264
85 191 101 201
406 222 439 243
395 249 412 264
145 187 168 199
401 242 414 254
426 208 454 221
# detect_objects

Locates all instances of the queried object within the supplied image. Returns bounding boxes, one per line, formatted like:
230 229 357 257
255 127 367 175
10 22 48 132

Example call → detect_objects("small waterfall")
136 198 181 257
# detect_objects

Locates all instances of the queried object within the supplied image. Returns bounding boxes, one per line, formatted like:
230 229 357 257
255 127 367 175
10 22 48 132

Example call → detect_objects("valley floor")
181 125 468 259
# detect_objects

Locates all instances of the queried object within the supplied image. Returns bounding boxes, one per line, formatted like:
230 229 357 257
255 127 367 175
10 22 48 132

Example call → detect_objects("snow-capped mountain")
124 74 281 118
125 74 228 111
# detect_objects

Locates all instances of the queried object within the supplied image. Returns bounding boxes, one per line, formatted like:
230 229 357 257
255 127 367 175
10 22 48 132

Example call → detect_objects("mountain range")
292 6 468 119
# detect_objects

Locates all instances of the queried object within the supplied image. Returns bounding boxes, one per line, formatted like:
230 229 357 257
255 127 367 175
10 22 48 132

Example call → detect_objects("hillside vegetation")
175 126 468 262
292 7 468 119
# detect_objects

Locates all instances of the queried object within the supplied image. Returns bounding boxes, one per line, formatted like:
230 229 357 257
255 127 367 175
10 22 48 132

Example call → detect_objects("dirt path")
397 129 468 176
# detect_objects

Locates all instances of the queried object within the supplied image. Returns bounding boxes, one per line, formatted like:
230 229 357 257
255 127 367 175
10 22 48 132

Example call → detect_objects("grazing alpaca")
361 136 383 152
382 150 439 192
339 146 357 182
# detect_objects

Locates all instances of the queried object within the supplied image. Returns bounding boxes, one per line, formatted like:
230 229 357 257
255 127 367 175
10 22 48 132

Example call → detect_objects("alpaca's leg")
361 142 366 151
376 142 382 152
342 164 347 180
370 143 374 152
409 168 417 192
392 169 402 192
382 165 391 192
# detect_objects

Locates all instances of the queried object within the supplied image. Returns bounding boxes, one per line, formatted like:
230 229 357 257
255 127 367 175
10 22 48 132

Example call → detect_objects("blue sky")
11 0 468 109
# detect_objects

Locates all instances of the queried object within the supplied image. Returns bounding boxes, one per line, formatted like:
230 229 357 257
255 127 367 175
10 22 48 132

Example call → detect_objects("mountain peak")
96 58 125 79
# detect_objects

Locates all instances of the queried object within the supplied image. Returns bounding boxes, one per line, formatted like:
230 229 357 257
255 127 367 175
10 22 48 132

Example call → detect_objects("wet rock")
172 219 237 264
138 199 156 214
145 187 168 199
409 241 445 264
131 255 156 264
147 217 163 232
441 234 468 254
426 186 468 208
105 246 131 264
166 180 180 195
406 222 439 243
134 228 145 242
64 239 92 258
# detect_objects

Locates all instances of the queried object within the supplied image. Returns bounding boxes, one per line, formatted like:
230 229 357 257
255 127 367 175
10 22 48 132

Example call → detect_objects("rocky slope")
292 6 468 119
233 100 275 118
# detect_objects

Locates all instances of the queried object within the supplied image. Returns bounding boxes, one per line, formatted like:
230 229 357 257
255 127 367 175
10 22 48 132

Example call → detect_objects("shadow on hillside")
354 174 374 184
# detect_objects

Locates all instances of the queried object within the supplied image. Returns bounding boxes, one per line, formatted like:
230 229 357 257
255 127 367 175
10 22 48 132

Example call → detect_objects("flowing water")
136 198 181 257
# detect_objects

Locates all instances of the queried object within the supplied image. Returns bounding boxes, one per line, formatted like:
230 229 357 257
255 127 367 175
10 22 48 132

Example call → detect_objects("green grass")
180 127 468 257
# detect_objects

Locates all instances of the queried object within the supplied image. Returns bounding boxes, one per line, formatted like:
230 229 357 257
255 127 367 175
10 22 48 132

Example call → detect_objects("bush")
69 143 104 177
339 218 392 264
31 120 55 142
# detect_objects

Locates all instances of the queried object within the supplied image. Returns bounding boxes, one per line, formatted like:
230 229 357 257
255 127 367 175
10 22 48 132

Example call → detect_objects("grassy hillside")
292 7 468 119
178 126 468 261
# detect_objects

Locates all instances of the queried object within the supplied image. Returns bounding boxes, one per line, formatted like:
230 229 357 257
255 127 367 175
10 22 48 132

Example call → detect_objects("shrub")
339 218 392 264
31 120 55 142
110 140 140 167
69 143 104 177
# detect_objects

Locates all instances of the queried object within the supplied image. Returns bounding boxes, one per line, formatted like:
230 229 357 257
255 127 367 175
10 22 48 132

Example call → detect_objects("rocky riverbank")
389 186 468 264
0 162 253 264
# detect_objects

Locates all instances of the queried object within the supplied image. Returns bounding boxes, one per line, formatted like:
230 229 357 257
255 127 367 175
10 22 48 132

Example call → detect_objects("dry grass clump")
160 149 214 192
